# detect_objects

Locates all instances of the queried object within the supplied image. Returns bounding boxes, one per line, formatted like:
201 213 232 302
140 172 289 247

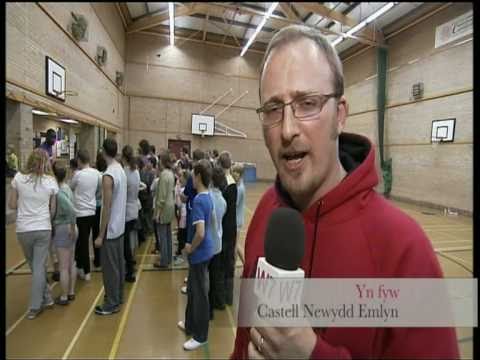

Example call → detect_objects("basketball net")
431 138 441 150
201 130 205 138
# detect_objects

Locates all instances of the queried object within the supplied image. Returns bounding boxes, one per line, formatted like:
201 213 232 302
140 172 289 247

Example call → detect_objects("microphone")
255 207 305 279
251 208 306 325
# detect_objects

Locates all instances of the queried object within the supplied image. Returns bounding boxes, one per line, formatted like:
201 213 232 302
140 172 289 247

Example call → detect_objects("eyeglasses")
256 93 341 128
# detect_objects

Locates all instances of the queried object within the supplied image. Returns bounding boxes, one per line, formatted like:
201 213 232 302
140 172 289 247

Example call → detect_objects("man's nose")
281 104 301 143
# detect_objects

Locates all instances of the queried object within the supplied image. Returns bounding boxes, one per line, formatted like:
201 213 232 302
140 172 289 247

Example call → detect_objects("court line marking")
108 237 152 360
62 285 105 360
458 336 473 343
435 251 472 274
226 304 237 337
434 246 472 252
6 281 58 336
6 259 27 276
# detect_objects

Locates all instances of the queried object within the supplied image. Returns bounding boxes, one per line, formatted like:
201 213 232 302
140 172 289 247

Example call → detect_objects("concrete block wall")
6 2 127 134
125 33 276 180
6 100 34 170
342 3 473 212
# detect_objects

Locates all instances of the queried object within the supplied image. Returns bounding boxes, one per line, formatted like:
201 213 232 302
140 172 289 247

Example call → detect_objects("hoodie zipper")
308 200 323 277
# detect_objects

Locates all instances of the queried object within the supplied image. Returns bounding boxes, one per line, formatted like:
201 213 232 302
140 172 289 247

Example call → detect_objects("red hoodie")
231 133 459 359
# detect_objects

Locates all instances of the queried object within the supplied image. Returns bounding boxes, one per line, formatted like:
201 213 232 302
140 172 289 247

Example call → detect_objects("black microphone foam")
264 207 305 271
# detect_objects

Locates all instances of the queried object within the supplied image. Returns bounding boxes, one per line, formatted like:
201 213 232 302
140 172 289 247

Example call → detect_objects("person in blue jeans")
177 159 214 351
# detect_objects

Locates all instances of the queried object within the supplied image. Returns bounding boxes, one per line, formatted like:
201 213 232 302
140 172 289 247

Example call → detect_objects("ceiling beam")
296 3 377 41
190 13 276 32
202 12 209 41
115 3 128 29
140 29 266 54
118 3 133 26
126 4 199 34
279 3 300 22
204 3 384 47
221 9 241 47
242 15 253 44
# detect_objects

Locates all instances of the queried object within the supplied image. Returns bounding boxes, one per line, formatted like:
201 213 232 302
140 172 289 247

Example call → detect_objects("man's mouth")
281 151 308 171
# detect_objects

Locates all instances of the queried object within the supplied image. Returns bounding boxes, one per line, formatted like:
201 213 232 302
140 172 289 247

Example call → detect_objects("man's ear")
336 96 348 135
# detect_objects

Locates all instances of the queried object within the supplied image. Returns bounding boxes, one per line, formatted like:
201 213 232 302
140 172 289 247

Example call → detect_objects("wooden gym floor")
5 182 473 359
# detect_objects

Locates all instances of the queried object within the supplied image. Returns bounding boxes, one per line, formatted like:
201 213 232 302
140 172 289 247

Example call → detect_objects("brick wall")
342 3 473 212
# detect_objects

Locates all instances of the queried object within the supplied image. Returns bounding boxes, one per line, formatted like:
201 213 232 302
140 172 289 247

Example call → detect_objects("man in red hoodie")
231 25 459 359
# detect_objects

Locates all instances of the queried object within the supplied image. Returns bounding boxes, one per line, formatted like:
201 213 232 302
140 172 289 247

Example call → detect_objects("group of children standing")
173 149 246 351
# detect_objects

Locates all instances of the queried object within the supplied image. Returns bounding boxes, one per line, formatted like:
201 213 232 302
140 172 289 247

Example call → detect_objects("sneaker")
42 298 55 309
181 285 187 294
177 320 186 332
27 308 42 320
183 338 207 351
84 273 91 281
51 271 60 282
125 274 136 283
184 277 188 284
68 294 76 301
94 305 120 315
174 257 185 266
77 268 85 280
55 296 69 306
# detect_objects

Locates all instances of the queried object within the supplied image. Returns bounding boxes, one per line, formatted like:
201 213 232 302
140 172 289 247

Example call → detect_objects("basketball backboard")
46 56 66 101
431 119 456 143
191 113 215 136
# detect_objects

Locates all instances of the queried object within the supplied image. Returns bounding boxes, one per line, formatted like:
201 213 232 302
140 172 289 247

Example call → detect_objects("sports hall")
5 2 473 359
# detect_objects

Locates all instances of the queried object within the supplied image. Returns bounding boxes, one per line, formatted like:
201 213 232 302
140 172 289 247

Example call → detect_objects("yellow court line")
108 237 152 360
434 246 473 252
6 259 27 276
226 304 237 338
62 285 105 360
6 281 58 336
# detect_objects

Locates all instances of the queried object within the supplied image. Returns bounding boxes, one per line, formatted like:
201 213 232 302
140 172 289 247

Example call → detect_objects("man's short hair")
46 128 56 138
192 148 205 162
193 159 212 188
77 149 90 164
218 151 232 170
211 166 227 190
259 25 344 100
181 146 190 156
212 149 219 158
103 138 118 158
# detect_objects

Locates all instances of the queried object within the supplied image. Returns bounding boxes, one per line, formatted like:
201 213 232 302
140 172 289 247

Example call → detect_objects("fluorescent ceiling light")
364 2 395 24
331 37 344 47
169 2 174 46
332 2 396 48
59 118 79 124
345 20 367 36
240 2 278 57
32 109 50 116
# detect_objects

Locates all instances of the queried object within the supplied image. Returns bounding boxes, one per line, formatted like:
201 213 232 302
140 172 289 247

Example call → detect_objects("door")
168 139 191 161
